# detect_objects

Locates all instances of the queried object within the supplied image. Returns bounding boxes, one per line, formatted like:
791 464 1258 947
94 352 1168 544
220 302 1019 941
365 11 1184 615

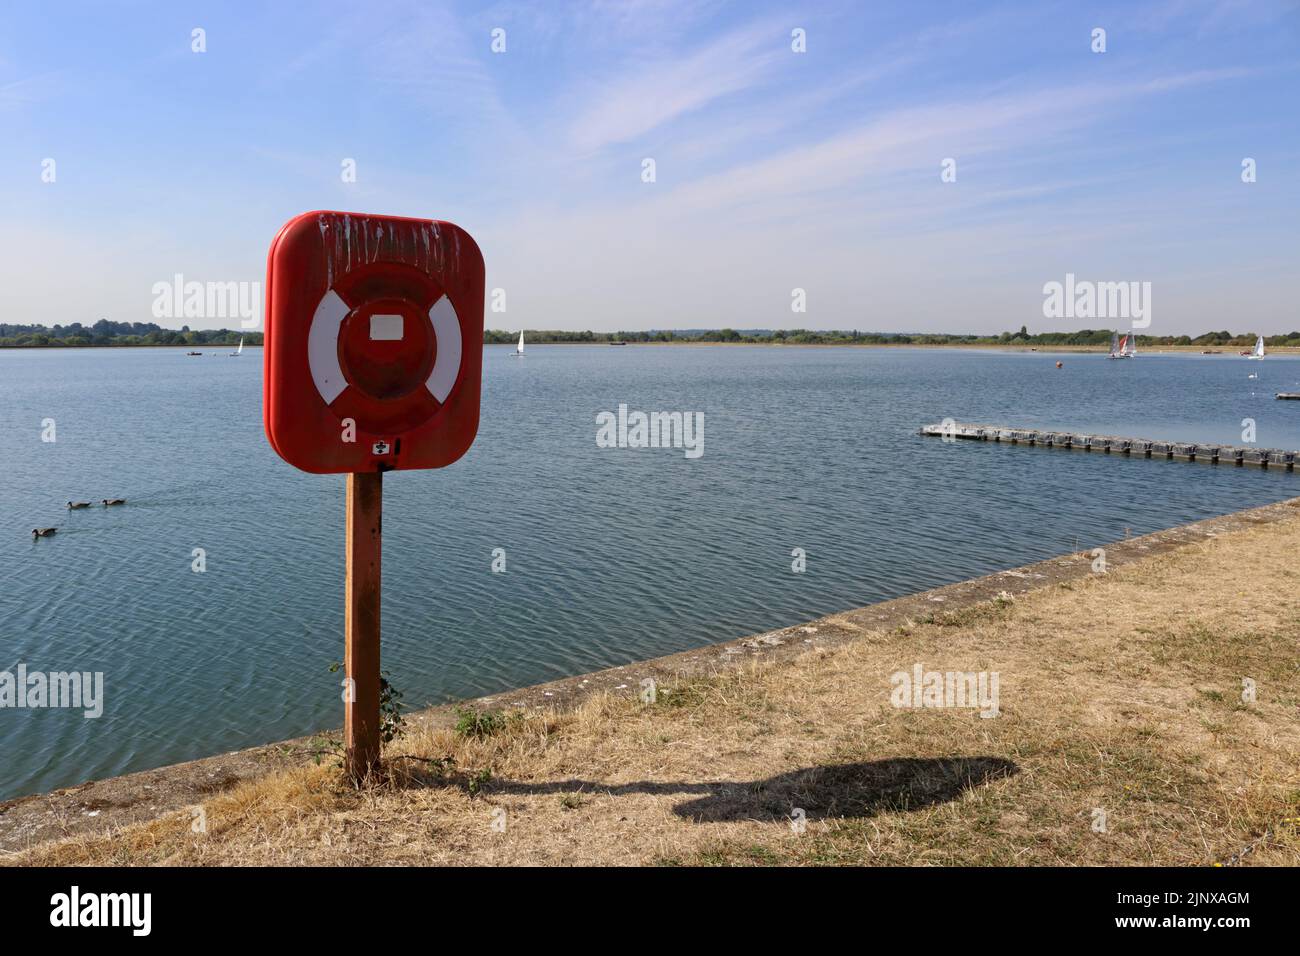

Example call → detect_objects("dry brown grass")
10 513 1300 866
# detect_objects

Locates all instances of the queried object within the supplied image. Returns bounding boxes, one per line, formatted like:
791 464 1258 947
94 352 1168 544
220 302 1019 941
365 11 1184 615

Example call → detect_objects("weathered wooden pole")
345 471 383 783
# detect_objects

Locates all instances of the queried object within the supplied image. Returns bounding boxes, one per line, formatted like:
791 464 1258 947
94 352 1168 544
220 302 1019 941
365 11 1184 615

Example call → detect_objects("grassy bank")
9 507 1300 866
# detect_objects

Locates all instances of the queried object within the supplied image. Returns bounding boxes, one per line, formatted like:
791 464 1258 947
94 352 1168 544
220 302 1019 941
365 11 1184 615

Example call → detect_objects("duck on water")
102 498 126 506
32 528 57 538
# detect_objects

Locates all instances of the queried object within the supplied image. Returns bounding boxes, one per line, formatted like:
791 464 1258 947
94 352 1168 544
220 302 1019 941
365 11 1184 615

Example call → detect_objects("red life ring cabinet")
264 211 484 474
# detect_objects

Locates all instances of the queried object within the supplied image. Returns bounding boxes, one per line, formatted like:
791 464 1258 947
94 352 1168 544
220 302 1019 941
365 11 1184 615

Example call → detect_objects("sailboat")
1124 333 1137 358
514 330 525 356
230 336 244 357
1107 331 1130 360
1247 334 1265 360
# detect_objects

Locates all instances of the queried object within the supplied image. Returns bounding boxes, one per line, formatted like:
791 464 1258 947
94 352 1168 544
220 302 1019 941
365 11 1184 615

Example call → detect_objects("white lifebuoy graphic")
307 289 462 406
425 296 462 403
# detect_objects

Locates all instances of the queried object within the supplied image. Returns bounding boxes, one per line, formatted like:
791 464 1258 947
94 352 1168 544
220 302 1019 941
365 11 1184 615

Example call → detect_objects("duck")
101 498 126 506
32 527 57 538
67 501 91 509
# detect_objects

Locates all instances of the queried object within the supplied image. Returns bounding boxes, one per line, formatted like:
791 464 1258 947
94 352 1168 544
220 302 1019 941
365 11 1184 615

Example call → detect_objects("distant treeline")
7 322 1298 349
0 320 263 348
488 327 1300 347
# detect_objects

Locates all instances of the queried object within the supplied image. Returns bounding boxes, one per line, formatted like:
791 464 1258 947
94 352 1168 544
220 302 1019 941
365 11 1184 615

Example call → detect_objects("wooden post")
345 471 383 783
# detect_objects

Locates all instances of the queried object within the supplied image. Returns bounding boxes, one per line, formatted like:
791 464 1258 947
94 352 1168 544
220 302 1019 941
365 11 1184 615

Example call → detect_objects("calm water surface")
3 345 1299 800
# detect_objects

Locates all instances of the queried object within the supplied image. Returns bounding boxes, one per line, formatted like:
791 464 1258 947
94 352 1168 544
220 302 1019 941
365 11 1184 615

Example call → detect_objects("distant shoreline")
6 342 1300 355
497 341 1300 355
0 342 256 350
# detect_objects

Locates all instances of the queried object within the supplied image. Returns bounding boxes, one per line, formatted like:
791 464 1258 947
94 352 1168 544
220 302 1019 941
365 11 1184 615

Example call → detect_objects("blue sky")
2 0 1297 334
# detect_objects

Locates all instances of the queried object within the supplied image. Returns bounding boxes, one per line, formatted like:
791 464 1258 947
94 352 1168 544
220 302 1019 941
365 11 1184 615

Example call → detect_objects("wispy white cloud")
566 18 786 152
1122 0 1299 36
0 71 59 112
363 5 501 116
631 67 1262 222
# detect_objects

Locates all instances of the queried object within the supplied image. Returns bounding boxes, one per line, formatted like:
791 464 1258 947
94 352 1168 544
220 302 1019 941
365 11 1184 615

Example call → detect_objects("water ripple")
2 345 1298 799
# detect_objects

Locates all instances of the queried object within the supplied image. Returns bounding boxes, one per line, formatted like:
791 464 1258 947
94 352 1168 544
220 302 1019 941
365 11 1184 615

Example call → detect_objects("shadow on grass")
443 756 1018 822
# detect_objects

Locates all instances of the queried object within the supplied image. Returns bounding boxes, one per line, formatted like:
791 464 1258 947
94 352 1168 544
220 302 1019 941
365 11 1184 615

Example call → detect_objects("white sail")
1110 331 1119 357
517 330 525 354
1254 334 1265 358
235 337 243 355
1125 333 1137 357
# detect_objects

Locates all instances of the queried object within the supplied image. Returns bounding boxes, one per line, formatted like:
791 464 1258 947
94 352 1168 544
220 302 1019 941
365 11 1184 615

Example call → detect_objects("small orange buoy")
1056 361 1063 368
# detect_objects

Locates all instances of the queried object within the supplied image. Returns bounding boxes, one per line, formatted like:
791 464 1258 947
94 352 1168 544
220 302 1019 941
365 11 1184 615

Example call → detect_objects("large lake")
3 345 1299 800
